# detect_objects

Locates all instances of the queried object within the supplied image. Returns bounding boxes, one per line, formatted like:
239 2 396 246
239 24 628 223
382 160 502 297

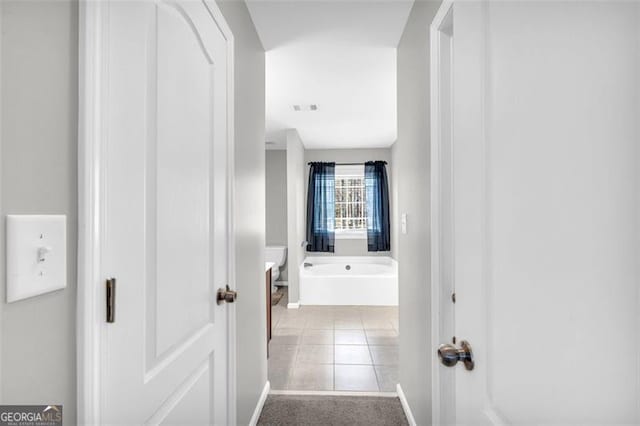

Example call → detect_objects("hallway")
1 0 638 424
269 290 399 392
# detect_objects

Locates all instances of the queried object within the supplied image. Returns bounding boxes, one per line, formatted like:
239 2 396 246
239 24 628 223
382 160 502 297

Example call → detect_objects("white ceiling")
246 0 414 150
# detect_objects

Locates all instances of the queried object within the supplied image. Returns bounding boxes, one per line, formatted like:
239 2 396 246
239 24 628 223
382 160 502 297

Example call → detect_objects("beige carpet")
257 395 409 426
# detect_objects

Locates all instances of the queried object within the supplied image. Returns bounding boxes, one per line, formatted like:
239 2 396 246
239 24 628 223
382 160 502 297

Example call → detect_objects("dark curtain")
306 162 336 252
365 161 391 252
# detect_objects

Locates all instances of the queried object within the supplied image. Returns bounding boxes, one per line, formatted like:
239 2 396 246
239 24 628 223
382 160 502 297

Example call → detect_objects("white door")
96 1 234 424
432 1 640 424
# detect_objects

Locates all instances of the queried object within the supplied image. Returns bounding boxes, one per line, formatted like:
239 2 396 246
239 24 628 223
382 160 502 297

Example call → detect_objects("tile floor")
269 288 399 392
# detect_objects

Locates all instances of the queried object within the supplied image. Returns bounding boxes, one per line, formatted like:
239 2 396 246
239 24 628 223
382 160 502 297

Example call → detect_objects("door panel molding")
148 0 216 362
77 1 236 424
144 324 213 382
144 361 211 425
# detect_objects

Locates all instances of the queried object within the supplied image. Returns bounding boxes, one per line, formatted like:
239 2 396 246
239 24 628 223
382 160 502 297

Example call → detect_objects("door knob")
217 285 237 305
438 340 474 371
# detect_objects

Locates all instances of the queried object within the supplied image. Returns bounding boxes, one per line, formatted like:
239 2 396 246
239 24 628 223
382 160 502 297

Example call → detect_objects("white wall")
265 150 288 246
265 150 288 281
215 2 267 424
286 130 305 304
390 143 399 260
637 5 640 412
0 1 78 422
395 1 441 425
304 148 393 257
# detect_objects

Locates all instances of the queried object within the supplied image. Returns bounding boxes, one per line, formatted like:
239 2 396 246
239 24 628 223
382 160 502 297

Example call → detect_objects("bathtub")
299 256 398 306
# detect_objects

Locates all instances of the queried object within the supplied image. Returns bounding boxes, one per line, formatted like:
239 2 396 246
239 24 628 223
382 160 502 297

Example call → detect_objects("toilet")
265 245 287 292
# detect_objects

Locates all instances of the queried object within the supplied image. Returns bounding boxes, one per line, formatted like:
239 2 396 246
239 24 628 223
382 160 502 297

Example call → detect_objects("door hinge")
452 336 456 344
452 292 456 303
106 278 116 323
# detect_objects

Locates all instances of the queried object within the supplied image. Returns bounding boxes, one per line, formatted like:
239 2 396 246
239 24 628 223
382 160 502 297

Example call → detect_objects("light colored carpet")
257 395 409 426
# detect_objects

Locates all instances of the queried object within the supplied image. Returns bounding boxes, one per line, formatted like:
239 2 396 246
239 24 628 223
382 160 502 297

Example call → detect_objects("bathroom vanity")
264 246 286 357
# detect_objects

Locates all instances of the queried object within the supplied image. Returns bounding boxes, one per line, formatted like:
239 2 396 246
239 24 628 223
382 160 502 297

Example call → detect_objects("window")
334 165 366 237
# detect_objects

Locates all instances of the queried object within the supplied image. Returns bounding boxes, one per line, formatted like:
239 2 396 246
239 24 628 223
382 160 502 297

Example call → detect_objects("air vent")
293 104 318 112
265 141 276 145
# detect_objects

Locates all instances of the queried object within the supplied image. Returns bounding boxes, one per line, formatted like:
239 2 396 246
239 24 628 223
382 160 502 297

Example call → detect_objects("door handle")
438 340 474 371
217 285 238 305
106 278 116 323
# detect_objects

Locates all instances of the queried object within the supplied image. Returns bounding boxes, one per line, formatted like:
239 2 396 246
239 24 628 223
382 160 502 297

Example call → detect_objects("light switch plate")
6 215 67 303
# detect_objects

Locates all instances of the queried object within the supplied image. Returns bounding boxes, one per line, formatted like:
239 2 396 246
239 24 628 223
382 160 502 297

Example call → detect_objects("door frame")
431 0 491 422
76 1 237 424
430 1 455 424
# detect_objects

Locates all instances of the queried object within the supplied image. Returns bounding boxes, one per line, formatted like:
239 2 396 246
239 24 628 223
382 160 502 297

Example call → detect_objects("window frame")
334 164 367 240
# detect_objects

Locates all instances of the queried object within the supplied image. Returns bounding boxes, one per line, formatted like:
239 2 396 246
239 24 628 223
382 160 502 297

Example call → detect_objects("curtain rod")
307 161 388 166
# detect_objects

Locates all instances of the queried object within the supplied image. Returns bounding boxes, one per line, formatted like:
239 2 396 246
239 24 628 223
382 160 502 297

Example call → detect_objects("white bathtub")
299 256 398 306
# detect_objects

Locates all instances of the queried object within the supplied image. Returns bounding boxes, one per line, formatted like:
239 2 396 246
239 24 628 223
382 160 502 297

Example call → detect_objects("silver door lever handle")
438 340 474 371
217 285 237 305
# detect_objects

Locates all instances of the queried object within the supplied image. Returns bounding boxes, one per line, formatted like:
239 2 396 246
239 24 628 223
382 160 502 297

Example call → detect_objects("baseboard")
287 302 300 309
249 380 270 426
396 384 417 426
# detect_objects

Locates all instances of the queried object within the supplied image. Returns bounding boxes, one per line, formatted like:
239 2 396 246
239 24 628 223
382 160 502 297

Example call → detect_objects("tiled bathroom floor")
269 288 399 392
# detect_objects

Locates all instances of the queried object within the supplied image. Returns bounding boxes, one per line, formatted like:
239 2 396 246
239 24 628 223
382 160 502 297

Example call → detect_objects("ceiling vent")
293 104 318 112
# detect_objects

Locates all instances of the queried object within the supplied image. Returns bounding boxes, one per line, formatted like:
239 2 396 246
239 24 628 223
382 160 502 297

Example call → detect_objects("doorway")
430 2 455 424
265 147 399 393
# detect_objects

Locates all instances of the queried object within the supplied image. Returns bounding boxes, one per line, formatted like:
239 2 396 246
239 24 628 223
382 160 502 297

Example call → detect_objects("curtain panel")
365 161 391 252
306 162 336 252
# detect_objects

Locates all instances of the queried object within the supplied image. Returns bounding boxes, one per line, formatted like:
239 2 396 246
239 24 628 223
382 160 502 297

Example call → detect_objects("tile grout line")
365 329 383 392
332 322 337 391
291 340 301 391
